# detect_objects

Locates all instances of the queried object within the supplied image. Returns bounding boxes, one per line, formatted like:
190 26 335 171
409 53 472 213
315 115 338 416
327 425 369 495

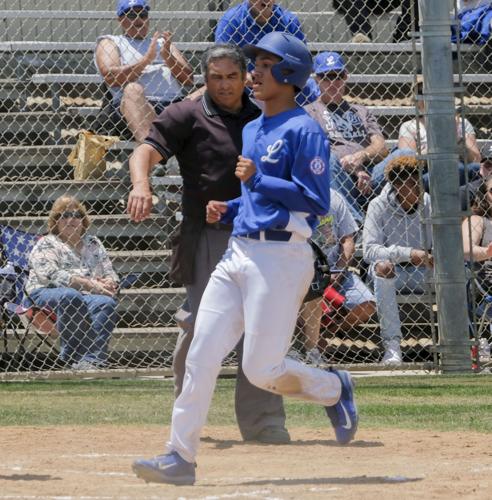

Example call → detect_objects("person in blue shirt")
215 0 319 105
215 0 304 49
132 32 359 486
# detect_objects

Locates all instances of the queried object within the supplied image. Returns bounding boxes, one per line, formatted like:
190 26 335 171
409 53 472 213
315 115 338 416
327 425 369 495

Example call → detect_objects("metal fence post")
418 0 471 372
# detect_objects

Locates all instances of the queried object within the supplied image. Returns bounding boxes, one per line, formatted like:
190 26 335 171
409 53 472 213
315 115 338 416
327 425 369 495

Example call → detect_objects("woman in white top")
26 196 119 370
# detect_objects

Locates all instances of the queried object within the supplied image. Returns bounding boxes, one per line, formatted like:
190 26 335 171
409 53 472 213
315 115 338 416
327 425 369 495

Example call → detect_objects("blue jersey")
215 2 305 49
225 107 331 238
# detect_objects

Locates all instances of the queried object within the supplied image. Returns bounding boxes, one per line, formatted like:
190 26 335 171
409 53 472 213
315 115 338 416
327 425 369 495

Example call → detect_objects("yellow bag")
68 130 120 180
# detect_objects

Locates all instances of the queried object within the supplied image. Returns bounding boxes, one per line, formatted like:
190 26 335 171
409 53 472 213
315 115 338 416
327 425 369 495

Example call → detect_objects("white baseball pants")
167 236 342 463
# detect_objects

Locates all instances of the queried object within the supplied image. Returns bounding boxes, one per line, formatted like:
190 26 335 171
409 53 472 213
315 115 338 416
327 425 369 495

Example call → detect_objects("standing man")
95 0 193 142
305 51 388 221
215 0 319 105
127 44 290 445
132 32 358 486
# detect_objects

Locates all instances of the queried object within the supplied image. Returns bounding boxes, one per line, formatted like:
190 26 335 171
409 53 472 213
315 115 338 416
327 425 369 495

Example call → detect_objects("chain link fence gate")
0 0 488 378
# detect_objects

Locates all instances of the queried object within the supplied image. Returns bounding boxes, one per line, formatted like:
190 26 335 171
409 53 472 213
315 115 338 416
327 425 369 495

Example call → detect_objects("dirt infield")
0 425 491 499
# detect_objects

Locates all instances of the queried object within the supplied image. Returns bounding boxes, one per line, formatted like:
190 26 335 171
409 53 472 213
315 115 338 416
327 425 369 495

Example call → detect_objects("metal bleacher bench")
27 73 492 119
0 40 479 54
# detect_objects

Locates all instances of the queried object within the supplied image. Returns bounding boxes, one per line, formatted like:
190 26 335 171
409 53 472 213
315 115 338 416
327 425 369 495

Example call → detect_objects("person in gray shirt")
363 155 433 365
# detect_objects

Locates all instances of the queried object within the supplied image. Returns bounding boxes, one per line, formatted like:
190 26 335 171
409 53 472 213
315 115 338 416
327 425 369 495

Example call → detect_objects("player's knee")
374 261 395 278
242 361 280 390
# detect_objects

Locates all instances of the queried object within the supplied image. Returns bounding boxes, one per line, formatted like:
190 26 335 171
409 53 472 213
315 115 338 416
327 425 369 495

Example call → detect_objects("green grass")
0 375 491 433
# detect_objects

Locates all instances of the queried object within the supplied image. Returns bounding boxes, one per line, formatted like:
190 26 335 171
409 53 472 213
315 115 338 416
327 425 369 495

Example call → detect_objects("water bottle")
478 338 491 364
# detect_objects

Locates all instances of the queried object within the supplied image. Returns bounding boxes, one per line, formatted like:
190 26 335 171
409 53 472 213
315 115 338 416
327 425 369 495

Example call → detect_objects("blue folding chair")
0 225 59 369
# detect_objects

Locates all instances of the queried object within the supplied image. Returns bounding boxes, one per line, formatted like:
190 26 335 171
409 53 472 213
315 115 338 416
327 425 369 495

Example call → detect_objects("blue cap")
313 52 346 74
116 0 150 17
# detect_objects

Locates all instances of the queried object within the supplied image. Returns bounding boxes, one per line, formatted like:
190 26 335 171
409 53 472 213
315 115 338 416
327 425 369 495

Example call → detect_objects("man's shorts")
339 271 375 310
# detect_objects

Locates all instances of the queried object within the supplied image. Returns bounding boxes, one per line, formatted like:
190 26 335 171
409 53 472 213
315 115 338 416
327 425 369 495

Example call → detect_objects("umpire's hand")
128 182 153 222
206 200 228 223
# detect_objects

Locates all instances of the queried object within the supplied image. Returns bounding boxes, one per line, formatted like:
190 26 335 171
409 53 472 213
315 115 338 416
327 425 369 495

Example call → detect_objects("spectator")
371 80 482 193
297 189 376 365
214 0 319 105
127 44 290 445
95 0 193 142
363 156 433 366
463 174 492 293
306 51 388 221
25 196 119 370
334 0 419 43
461 144 492 210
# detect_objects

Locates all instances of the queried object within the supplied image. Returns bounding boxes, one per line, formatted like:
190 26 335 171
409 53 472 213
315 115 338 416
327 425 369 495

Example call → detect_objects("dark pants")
334 0 418 41
172 227 286 440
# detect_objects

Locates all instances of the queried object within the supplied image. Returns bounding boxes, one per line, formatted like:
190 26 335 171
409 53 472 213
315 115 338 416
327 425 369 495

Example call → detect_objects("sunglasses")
124 10 149 20
59 210 83 220
318 72 345 81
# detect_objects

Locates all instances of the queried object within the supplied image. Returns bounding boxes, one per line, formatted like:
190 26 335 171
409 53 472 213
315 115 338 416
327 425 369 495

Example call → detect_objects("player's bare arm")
206 201 228 223
235 155 256 182
127 143 162 222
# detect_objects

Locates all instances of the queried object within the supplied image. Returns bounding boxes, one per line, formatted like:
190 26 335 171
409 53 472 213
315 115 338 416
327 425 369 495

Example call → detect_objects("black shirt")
145 91 260 218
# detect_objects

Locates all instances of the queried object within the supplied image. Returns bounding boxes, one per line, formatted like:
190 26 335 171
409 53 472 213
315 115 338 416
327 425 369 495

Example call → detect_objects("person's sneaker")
324 369 358 445
71 360 101 371
132 451 196 485
305 347 329 366
381 340 403 366
249 426 291 445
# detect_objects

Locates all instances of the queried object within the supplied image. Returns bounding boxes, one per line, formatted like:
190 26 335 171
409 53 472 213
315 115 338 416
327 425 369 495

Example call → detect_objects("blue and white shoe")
132 451 196 485
325 369 358 444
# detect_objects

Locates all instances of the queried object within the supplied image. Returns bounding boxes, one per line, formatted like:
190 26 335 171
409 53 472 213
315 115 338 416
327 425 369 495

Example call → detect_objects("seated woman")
371 80 482 192
25 195 119 370
462 175 492 308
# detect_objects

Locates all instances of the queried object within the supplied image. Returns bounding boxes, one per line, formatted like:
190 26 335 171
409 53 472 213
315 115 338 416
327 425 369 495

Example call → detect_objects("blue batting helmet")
243 32 313 91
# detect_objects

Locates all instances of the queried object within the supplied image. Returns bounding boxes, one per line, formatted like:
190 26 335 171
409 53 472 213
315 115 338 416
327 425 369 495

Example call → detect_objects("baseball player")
132 32 358 486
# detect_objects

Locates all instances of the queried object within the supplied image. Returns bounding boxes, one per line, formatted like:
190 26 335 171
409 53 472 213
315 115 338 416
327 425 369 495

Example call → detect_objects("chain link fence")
0 0 490 378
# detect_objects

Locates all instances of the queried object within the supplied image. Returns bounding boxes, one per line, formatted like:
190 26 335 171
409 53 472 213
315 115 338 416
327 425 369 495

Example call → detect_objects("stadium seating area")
1 0 491 374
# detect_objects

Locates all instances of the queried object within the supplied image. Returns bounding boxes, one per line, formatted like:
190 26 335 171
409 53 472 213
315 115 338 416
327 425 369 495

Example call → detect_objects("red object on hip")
323 286 345 308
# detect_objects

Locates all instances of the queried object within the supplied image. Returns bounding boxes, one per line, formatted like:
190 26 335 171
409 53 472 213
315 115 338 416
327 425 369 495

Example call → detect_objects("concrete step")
0 214 172 251
0 326 181 356
108 249 171 275
0 177 180 215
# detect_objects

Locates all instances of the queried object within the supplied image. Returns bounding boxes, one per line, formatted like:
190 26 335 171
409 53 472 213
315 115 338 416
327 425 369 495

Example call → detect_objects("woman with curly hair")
25 195 119 370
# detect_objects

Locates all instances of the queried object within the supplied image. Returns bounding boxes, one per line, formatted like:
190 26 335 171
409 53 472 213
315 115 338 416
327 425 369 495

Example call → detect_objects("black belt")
240 230 293 242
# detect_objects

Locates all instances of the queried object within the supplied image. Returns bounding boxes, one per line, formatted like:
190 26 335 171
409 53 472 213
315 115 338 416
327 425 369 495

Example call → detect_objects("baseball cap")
116 0 150 17
481 144 492 163
313 52 346 75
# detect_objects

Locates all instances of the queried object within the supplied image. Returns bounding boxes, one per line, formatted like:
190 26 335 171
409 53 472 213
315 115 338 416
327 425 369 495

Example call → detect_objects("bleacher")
0 1 488 372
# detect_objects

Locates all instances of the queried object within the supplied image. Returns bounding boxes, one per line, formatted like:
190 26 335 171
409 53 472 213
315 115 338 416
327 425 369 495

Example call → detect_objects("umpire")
127 44 290 444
